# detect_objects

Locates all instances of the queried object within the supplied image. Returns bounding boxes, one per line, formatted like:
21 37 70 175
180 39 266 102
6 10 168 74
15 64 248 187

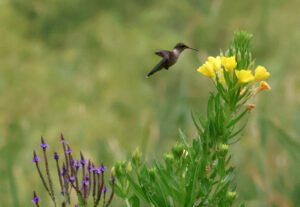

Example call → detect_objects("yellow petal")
208 56 221 71
255 65 270 80
221 56 237 71
235 70 255 83
197 61 216 77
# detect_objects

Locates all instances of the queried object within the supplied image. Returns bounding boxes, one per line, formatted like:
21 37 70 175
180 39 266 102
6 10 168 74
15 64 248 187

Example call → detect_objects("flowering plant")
32 134 115 207
112 31 271 207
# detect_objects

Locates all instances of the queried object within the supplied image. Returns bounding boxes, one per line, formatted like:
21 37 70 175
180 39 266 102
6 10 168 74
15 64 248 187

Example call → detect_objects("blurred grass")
0 0 299 206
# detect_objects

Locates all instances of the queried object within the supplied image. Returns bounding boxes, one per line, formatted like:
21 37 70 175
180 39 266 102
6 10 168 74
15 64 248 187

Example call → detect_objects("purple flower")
100 166 107 172
65 147 72 154
94 167 102 174
32 192 40 204
75 204 79 207
73 161 82 169
40 136 49 149
82 176 89 186
68 176 75 182
80 159 88 165
61 166 67 176
32 155 41 163
52 152 60 160
40 143 49 149
87 164 93 172
102 187 108 193
110 177 116 182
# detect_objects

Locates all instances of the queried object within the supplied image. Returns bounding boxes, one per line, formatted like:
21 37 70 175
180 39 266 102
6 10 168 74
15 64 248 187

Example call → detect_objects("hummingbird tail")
147 58 166 78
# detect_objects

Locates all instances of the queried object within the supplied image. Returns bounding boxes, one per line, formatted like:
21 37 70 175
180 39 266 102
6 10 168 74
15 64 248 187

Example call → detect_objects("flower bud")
172 142 185 159
227 191 237 199
220 144 229 151
126 162 132 173
246 104 255 112
111 166 116 177
258 81 271 92
132 148 142 167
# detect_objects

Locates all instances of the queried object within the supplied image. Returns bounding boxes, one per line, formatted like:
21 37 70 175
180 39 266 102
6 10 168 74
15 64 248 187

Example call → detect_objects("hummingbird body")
147 42 197 77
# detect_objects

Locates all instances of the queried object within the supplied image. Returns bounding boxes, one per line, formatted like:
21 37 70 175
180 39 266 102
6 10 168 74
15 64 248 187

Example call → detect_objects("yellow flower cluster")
197 56 221 77
197 55 271 89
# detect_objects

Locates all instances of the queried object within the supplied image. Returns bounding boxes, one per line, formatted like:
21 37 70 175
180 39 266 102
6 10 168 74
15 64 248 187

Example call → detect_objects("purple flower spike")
95 167 102 174
40 143 49 149
80 159 88 165
100 166 107 172
32 192 40 204
40 136 49 149
32 155 41 163
52 152 60 160
102 187 108 193
60 133 65 143
61 166 67 176
82 180 89 186
65 147 72 154
32 196 40 204
75 204 79 207
73 161 82 169
87 164 93 172
68 176 75 182
110 177 116 182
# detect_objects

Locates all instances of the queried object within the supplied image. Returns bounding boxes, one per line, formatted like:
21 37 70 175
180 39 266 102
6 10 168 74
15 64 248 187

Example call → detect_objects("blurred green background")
0 0 299 206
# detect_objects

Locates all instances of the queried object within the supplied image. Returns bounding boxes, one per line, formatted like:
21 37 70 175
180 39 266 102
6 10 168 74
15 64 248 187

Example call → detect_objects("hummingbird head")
174 42 198 53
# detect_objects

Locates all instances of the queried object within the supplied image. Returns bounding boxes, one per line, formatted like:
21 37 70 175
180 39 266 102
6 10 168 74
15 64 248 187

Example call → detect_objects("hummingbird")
147 42 198 78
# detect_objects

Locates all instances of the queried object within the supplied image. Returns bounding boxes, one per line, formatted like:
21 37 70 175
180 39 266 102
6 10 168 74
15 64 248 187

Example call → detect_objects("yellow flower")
258 81 271 91
207 56 221 71
235 70 255 83
255 65 270 80
221 56 237 71
197 61 216 77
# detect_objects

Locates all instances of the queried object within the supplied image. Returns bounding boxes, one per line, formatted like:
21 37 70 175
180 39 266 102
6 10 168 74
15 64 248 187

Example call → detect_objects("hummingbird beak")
187 46 198 51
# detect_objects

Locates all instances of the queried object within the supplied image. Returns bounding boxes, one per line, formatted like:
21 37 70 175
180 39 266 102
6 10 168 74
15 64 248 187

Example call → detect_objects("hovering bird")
147 42 198 78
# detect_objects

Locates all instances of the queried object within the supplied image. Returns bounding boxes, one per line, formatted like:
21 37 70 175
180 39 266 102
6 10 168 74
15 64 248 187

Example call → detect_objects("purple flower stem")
54 156 64 196
66 174 81 195
80 152 86 187
33 151 50 195
88 161 92 195
103 187 107 207
95 169 104 207
62 163 70 204
41 137 55 198
105 179 115 207
92 164 96 203
61 133 69 173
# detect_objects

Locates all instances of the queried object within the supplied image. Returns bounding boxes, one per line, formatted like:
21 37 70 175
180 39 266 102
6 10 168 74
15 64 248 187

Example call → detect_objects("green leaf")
226 110 247 128
228 123 247 139
129 195 140 207
191 112 203 133
178 129 189 148
127 175 149 202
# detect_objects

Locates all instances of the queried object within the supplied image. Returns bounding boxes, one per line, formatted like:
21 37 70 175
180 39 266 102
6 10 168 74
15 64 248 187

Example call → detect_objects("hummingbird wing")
155 50 170 58
147 57 168 78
